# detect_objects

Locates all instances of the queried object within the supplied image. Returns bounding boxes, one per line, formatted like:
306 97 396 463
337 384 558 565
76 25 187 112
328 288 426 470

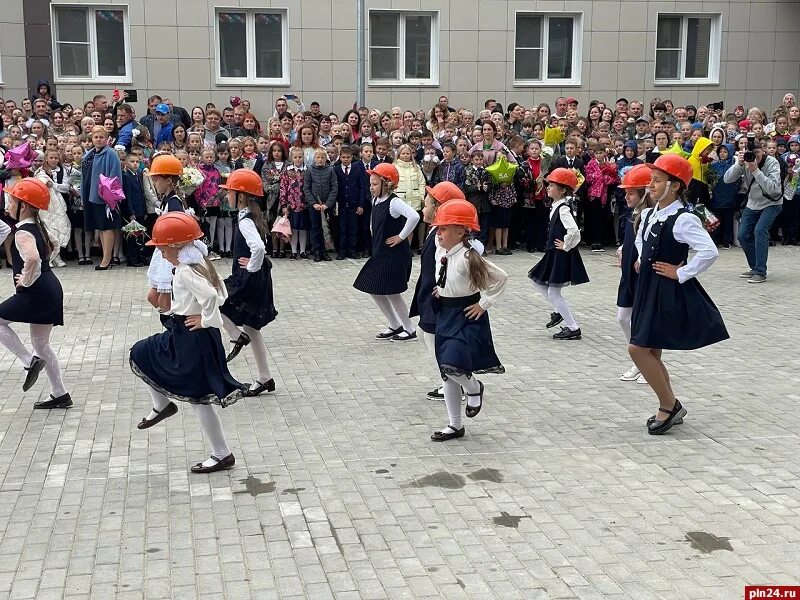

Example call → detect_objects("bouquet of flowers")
692 204 720 233
121 219 149 240
178 166 204 196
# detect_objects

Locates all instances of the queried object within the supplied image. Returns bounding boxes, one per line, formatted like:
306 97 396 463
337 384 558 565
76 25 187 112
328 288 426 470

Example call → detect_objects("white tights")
221 315 272 386
0 320 67 396
531 282 578 329
144 384 230 460
74 228 92 258
617 306 633 343
371 294 415 333
216 217 234 253
442 373 481 429
205 216 218 247
290 230 309 254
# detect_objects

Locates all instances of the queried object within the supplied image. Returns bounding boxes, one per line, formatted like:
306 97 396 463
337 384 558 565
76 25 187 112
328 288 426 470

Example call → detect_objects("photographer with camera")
723 134 783 283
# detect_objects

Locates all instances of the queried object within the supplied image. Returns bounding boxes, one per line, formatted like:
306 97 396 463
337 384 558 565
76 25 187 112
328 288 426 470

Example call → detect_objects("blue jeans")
737 205 782 276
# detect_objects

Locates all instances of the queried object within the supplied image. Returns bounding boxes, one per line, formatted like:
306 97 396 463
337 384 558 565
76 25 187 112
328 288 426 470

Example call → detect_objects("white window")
369 11 438 86
215 10 289 85
51 5 130 83
655 14 721 84
514 13 582 86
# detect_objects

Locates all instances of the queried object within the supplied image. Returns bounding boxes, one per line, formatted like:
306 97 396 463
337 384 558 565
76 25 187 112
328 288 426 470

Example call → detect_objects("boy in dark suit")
121 153 147 267
335 145 364 259
353 142 378 258
550 137 587 222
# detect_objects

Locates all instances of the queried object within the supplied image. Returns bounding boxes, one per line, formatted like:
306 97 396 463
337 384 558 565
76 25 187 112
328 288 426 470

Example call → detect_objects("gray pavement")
0 244 799 599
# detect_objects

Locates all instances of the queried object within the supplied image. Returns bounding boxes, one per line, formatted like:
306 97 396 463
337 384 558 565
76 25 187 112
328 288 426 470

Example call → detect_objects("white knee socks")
290 230 309 254
193 404 231 466
531 282 579 329
242 326 272 385
30 324 66 397
617 306 633 343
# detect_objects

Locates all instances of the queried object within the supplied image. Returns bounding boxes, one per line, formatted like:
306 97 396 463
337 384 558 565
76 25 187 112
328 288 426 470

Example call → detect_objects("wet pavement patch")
237 476 276 497
404 471 466 489
468 468 504 483
684 531 733 553
493 511 531 529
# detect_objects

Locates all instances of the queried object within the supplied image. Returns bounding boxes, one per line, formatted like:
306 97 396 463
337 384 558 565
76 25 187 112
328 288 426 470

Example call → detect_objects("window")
51 5 130 82
514 13 582 85
655 14 721 84
369 11 438 85
215 10 288 85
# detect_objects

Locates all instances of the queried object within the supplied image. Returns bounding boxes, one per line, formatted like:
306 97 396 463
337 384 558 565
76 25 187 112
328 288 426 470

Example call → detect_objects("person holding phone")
723 140 783 283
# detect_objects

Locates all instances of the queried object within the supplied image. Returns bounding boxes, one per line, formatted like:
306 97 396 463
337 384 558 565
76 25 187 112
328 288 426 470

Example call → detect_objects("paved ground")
0 244 798 600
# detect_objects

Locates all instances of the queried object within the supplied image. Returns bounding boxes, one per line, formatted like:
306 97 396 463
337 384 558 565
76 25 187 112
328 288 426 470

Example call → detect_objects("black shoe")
322 254 332 261
300 252 309 259
112 257 121 265
465 380 484 418
278 251 287 259
313 256 322 262
375 326 404 340
136 401 178 429
242 379 276 397
271 250 279 258
33 393 73 409
289 253 298 260
78 257 89 265
23 356 46 392
94 263 112 271
190 453 235 474
545 312 563 328
390 330 417 341
336 254 346 260
647 400 687 435
431 425 465 441
426 387 445 401
646 413 684 426
226 332 251 362
553 326 582 340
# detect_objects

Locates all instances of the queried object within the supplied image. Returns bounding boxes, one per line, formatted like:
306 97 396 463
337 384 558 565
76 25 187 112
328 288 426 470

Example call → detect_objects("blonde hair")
397 143 415 161
90 125 108 137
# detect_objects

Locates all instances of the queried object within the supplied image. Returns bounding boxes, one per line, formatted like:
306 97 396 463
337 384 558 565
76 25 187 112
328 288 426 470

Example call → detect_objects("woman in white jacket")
34 150 72 267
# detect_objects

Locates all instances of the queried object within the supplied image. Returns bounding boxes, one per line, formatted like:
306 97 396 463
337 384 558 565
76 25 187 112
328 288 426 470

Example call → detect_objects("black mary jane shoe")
375 326 404 340
33 393 73 409
278 251 287 259
23 355 47 392
112 257 121 266
646 413 684 426
137 401 178 429
553 326 582 340
95 263 112 271
545 312 563 328
226 333 251 362
647 400 687 435
289 253 298 260
243 379 276 397
322 254 332 262
465 381 484 418
390 330 417 342
431 425 465 441
190 453 235 474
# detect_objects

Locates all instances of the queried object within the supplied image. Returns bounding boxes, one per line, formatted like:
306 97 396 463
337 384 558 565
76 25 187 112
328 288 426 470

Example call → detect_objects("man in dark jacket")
30 80 61 110
139 95 183 139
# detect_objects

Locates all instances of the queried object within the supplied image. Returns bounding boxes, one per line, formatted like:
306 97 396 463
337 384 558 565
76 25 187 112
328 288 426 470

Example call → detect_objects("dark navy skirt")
528 248 589 288
288 210 311 231
353 244 412 295
84 201 121 231
489 206 512 229
220 264 278 330
435 294 504 380
0 271 64 325
129 315 245 407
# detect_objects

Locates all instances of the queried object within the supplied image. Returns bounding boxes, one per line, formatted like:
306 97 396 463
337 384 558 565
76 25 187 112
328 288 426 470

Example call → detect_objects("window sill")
514 80 581 87
654 79 719 86
54 77 133 85
368 80 439 87
215 78 290 87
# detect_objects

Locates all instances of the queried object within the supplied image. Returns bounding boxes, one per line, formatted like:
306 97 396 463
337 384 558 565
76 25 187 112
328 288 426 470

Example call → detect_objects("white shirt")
237 209 265 272
170 264 228 329
549 199 581 251
0 220 10 245
434 244 508 310
12 218 42 287
373 194 420 240
635 200 718 284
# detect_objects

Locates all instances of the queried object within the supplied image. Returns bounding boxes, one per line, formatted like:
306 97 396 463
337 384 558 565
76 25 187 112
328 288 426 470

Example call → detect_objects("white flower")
542 146 554 157
132 128 141 138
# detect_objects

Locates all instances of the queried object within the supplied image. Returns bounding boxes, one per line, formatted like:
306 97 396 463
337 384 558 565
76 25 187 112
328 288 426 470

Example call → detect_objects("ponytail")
462 238 495 291
190 256 224 292
245 194 269 238
32 212 55 254
632 189 656 233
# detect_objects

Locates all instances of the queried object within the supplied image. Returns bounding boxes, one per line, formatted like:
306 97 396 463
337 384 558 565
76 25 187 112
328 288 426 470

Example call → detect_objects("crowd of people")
0 81 795 469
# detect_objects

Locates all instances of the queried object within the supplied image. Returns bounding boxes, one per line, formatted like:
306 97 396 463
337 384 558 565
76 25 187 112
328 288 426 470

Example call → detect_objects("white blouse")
12 219 42 287
550 199 581 251
435 244 508 310
170 264 228 330
237 209 265 272
635 200 718 284
373 194 420 240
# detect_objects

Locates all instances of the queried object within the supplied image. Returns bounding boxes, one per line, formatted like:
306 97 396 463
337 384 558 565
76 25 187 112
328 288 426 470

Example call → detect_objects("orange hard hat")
425 181 466 204
545 167 578 191
146 212 203 247
219 169 263 196
367 162 399 187
149 154 184 177
8 178 50 210
431 199 480 232
652 154 693 186
618 163 653 189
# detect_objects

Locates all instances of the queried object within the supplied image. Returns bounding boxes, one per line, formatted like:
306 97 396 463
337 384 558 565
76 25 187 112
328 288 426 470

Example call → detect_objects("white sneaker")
51 257 66 268
620 365 640 381
636 373 649 384
208 251 221 261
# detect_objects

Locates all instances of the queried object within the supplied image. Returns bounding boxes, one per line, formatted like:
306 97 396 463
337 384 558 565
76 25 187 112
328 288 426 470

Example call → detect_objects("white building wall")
0 0 29 104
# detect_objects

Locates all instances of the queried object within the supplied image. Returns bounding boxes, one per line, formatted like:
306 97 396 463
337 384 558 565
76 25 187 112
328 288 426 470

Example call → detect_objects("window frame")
654 13 721 86
367 9 439 87
513 11 583 87
50 4 132 84
214 8 290 86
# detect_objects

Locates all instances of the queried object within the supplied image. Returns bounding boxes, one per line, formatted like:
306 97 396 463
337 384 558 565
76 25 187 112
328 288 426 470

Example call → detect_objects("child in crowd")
303 147 338 262
34 149 72 267
334 145 363 260
464 150 491 245
214 142 235 258
194 147 223 260
709 143 738 248
280 147 310 259
394 144 426 250
121 152 147 267
354 142 378 257
261 141 287 258
522 139 548 252
583 143 618 251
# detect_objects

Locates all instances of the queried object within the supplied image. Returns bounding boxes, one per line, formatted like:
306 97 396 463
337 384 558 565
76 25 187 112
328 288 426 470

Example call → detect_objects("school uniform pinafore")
630 208 729 350
617 216 638 307
409 228 439 334
353 194 412 295
147 194 185 292
528 203 589 287
0 223 64 325
220 213 278 329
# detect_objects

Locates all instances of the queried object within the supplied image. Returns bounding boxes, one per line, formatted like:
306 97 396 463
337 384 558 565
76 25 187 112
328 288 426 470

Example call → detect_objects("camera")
743 133 756 163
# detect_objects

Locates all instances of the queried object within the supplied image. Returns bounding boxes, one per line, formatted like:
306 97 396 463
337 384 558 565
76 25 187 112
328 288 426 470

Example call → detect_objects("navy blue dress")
353 195 412 295
220 214 278 330
528 204 589 287
0 223 64 325
617 216 638 307
630 208 729 350
409 229 439 334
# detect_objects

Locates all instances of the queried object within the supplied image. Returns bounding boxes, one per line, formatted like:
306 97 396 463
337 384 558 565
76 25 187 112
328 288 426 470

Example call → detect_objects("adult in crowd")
140 95 182 140
115 103 137 152
30 80 61 111
82 126 122 270
203 109 230 145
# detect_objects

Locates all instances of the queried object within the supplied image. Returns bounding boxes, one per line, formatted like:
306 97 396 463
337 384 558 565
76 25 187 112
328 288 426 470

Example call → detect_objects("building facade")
1 0 798 117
